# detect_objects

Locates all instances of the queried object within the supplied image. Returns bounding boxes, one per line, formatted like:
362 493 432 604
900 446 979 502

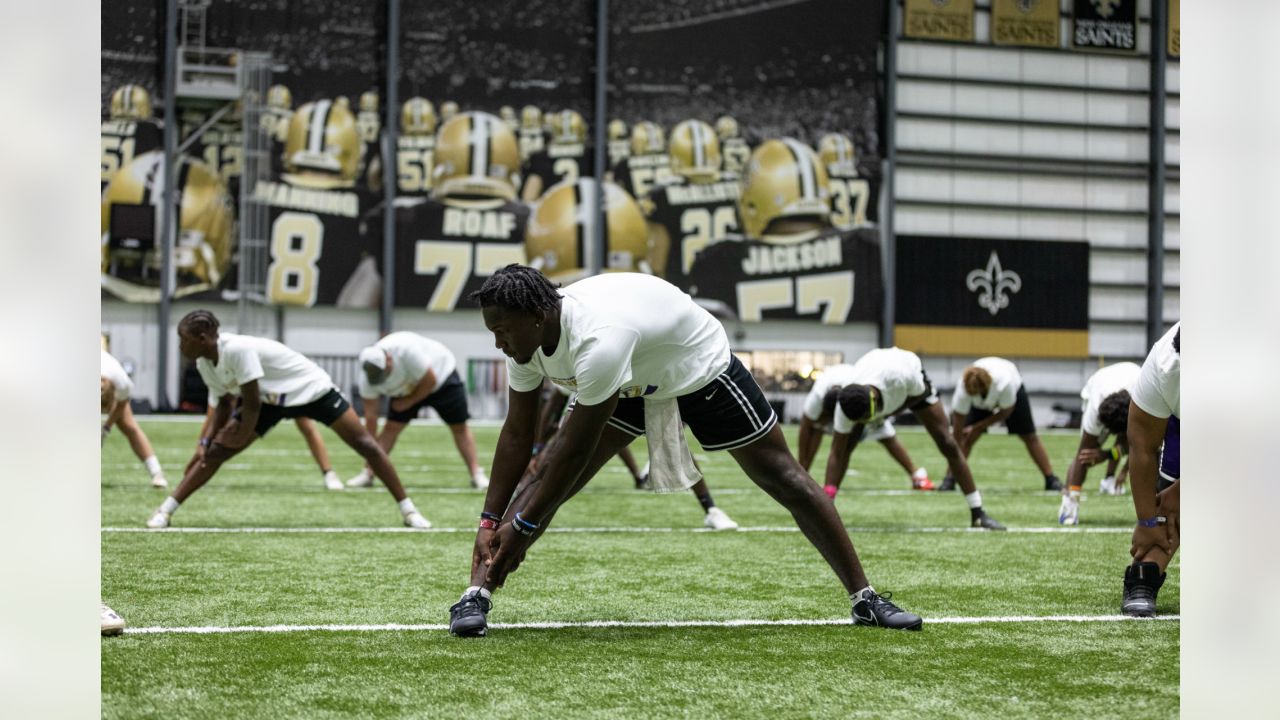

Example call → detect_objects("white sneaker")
1099 476 1117 495
403 511 432 529
471 471 490 490
346 469 374 488
323 470 344 491
703 507 739 531
101 604 125 636
146 510 170 529
150 473 168 489
1057 494 1080 526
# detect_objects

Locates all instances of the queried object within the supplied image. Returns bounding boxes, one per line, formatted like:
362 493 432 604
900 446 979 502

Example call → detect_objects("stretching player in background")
347 332 490 490
797 362 933 495
191 402 344 490
101 348 167 488
829 348 1006 529
1121 323 1180 617
1057 361 1141 525
943 357 1062 492
145 310 431 530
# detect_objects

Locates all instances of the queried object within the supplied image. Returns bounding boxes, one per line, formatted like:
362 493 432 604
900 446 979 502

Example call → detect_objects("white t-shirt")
507 273 731 405
952 356 1022 413
1080 361 1141 439
1132 322 1180 419
802 364 858 421
358 332 458 400
101 350 132 402
832 348 928 434
197 333 334 407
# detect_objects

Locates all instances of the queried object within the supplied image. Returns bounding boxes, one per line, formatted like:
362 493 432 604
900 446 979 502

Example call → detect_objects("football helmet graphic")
358 90 380 114
520 105 542 131
431 111 520 201
499 105 518 130
401 97 438 136
608 119 628 141
818 132 858 176
630 121 666 156
714 115 739 140
101 150 234 289
525 178 649 283
738 138 831 239
266 84 293 111
440 100 460 123
284 99 362 182
111 84 152 120
548 109 586 144
668 119 721 181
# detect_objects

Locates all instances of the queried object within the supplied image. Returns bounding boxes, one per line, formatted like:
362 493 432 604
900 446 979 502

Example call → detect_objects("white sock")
398 498 418 515
473 468 488 479
462 586 493 602
1069 489 1081 500
160 497 180 514
965 491 982 510
850 586 876 603
144 456 162 476
912 467 928 480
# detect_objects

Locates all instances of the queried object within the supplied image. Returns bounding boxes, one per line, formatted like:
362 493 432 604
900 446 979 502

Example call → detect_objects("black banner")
894 235 1089 357
1072 0 1138 52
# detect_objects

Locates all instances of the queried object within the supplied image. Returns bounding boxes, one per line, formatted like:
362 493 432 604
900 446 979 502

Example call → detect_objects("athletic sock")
160 497 180 514
823 484 838 499
144 456 162 476
462 586 492 602
850 586 876 603
398 498 418 515
696 493 715 512
965 491 983 510
1068 486 1082 499
912 468 928 480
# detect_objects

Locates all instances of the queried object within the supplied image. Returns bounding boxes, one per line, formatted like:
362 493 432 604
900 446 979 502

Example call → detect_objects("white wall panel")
1089 323 1150 358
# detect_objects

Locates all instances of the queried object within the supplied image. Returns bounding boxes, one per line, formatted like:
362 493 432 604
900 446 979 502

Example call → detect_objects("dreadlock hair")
469 264 562 314
1098 390 1131 436
837 384 874 423
179 309 220 336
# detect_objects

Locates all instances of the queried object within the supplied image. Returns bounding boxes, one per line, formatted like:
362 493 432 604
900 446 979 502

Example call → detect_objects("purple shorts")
1159 415 1180 481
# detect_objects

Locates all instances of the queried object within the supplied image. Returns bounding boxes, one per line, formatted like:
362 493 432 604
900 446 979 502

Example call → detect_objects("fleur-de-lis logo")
966 251 1022 316
1091 0 1120 18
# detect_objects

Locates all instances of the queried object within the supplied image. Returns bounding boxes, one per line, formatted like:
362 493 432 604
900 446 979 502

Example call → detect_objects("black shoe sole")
449 621 487 637
853 618 924 631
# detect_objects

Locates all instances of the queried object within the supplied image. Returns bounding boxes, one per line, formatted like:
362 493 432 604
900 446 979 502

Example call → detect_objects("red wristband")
479 518 499 531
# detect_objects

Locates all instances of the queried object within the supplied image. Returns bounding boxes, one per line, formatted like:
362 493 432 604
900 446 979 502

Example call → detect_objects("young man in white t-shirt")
101 349 167 488
797 364 934 494
346 332 489 490
828 348 1005 530
448 266 922 636
1121 322 1180 617
144 310 431 530
1056 361 1141 526
947 357 1062 492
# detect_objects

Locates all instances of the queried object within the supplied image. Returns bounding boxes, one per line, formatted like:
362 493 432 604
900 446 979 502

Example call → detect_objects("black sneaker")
936 474 956 492
448 593 492 637
852 590 923 631
634 473 649 490
1044 475 1064 492
970 510 1007 531
1122 562 1165 617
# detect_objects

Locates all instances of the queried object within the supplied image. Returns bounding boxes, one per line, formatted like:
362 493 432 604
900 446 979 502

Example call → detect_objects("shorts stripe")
717 373 762 429
700 409 777 451
606 415 644 437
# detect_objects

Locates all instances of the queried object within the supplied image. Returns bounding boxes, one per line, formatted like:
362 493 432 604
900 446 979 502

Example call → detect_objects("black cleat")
852 590 923 631
971 510 1007 531
1122 562 1165 617
1044 475 1064 492
936 474 956 492
449 593 492 637
634 473 650 490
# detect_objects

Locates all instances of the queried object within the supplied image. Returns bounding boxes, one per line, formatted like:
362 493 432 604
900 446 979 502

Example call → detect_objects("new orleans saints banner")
992 0 1061 48
894 235 1089 358
904 0 976 42
1169 0 1180 57
1072 0 1137 52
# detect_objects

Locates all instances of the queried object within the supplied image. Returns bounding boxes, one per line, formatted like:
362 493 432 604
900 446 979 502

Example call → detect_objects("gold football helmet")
110 84 152 120
440 100 460 123
608 119 628 141
284 99 362 181
714 115 739 140
431 111 520 200
525 178 650 283
499 105 518 129
818 132 858 176
630 121 665 157
668 119 721 181
548 109 586 144
266 84 292 111
101 150 234 287
401 97 437 136
520 105 542 132
358 90 380 114
738 138 831 238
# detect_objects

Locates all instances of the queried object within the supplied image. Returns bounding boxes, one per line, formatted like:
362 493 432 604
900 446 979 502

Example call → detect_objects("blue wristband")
199 437 211 448
1137 516 1165 528
512 512 539 536
480 511 502 523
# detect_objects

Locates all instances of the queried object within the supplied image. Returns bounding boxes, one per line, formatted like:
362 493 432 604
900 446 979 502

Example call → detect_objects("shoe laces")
866 591 904 618
450 593 491 615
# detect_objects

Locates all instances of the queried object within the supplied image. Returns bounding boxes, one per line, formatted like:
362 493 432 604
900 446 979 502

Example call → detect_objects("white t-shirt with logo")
506 273 731 406
1132 322 1180 419
951 356 1022 414
197 333 335 407
358 332 458 400
1080 361 1141 439
101 350 132 402
803 364 857 421
832 348 928 434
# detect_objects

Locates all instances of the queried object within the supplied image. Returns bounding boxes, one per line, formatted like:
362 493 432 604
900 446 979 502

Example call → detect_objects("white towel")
642 397 702 493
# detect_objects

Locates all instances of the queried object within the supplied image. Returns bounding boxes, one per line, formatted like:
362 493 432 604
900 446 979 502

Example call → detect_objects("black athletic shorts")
386 371 470 425
596 354 777 452
242 388 350 437
965 384 1036 435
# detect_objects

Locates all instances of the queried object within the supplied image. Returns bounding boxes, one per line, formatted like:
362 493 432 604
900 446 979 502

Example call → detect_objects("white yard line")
102 525 1132 534
123 614 1179 635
